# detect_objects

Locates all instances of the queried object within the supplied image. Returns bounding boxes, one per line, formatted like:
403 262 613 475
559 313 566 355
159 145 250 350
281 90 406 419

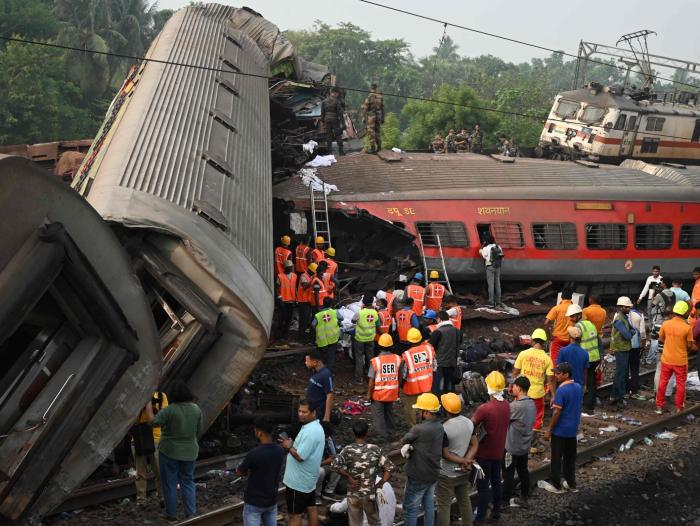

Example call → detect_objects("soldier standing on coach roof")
470 123 483 153
362 83 384 154
321 87 345 156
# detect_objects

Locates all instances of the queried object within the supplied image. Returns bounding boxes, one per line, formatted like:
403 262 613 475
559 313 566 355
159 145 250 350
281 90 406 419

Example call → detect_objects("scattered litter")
531 300 542 306
598 425 619 433
206 469 236 478
302 140 318 153
619 443 626 452
126 468 137 477
686 371 700 391
391 147 403 153
596 456 613 461
655 431 678 440
341 400 368 415
576 432 584 442
304 154 337 168
298 167 339 193
621 416 642 426
624 438 634 450
641 493 649 501
686 414 696 422
492 326 500 332
604 354 616 363
643 437 654 446
195 482 207 489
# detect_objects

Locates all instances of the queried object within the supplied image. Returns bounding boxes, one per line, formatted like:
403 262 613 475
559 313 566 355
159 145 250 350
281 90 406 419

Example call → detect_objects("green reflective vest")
315 309 340 347
576 319 600 362
610 312 632 353
355 308 379 342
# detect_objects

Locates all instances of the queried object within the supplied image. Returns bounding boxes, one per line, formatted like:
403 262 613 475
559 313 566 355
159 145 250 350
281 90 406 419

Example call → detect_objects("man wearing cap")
297 263 318 343
425 271 445 312
512 329 556 432
368 335 402 439
556 326 589 388
400 328 437 426
276 259 298 339
610 296 638 407
627 303 647 400
472 371 510 524
275 235 293 276
429 311 460 396
543 362 583 493
395 298 421 353
437 393 478 526
352 296 381 382
421 310 438 337
406 274 426 317
400 393 443 526
656 301 696 414
310 236 326 265
321 248 340 300
569 305 601 415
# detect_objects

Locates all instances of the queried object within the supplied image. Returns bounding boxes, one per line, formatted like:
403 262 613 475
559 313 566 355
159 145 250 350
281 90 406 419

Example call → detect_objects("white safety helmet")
616 296 634 307
565 304 583 317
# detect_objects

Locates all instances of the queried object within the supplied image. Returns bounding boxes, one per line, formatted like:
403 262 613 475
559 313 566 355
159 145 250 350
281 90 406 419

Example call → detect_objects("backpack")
490 244 504 268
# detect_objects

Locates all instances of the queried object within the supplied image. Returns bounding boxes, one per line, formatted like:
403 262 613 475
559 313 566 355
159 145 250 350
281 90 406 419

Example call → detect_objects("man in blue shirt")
556 326 589 387
670 278 691 303
305 350 334 423
544 362 582 493
280 400 326 526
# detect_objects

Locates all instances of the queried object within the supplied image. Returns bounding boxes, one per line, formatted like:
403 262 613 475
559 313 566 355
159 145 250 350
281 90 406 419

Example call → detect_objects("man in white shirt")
637 265 662 315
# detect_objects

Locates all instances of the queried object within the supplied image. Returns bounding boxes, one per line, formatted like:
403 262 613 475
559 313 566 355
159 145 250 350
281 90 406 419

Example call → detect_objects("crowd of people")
430 126 483 154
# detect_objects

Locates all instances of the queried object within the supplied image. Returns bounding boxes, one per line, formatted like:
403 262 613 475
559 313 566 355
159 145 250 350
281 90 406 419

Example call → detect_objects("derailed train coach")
0 3 275 520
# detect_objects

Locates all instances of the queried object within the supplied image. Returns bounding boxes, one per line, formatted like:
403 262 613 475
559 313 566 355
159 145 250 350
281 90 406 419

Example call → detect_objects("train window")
477 222 525 248
585 223 627 250
641 138 660 153
532 223 578 250
635 224 673 250
416 222 469 248
554 99 579 119
645 117 665 132
614 114 627 130
692 120 700 142
680 224 700 249
580 105 606 124
626 115 637 131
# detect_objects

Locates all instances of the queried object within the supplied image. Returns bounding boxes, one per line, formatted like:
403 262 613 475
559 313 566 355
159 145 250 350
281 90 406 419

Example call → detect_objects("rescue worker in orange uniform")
311 261 330 313
324 247 339 278
295 236 311 274
375 298 394 343
425 271 445 312
320 252 339 300
310 235 326 265
297 262 317 342
545 287 575 364
368 334 402 439
395 297 421 353
400 328 436 426
405 273 426 316
276 259 297 339
274 235 293 276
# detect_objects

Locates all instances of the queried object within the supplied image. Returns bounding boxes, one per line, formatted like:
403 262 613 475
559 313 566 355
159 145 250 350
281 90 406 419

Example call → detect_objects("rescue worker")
324 247 339 279
275 235 293 276
375 298 394 343
582 294 606 337
367 334 401 439
610 296 637 407
310 236 326 265
469 123 483 153
362 83 384 153
406 274 426 317
313 297 342 371
276 260 298 339
295 236 311 274
425 271 445 312
400 328 436 426
430 133 444 153
422 310 438 336
311 261 330 313
395 298 421 353
297 262 318 342
544 287 574 364
428 311 460 396
384 287 396 317
442 295 463 344
512 329 556 433
443 130 457 153
352 295 381 383
320 256 339 301
321 87 345 156
455 128 469 151
568 304 601 415
133 391 168 505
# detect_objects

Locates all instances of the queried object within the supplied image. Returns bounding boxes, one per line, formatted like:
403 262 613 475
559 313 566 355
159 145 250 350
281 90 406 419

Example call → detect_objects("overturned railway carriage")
539 85 700 164
274 153 700 282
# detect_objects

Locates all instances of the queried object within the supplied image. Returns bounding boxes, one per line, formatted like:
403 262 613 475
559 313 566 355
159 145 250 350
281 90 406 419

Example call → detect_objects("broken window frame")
634 224 673 250
478 222 525 249
415 221 469 248
679 224 700 249
553 99 580 119
532 222 578 250
585 223 627 250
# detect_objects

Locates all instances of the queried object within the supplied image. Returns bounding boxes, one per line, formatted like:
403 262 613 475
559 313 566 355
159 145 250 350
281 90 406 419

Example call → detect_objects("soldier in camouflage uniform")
331 420 393 526
470 123 483 153
321 87 345 155
430 133 444 153
455 128 470 151
444 130 457 153
362 83 384 153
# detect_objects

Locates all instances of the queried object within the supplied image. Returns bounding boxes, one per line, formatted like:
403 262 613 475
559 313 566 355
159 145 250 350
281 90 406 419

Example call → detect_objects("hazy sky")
158 0 700 69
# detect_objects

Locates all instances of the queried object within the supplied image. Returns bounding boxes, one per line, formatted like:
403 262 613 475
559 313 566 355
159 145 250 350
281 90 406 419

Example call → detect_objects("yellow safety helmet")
429 270 439 279
406 327 422 343
531 328 548 342
440 393 462 414
485 371 506 391
315 236 325 245
325 247 336 257
412 392 440 412
308 262 318 273
281 235 291 246
377 333 393 348
673 301 689 316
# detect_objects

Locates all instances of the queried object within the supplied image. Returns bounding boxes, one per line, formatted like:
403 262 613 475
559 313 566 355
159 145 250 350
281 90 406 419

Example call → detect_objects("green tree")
0 0 59 47
381 112 401 149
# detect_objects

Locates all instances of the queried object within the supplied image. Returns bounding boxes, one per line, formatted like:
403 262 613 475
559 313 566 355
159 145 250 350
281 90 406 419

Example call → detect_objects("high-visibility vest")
427 324 438 333
310 248 324 264
402 343 435 395
315 309 340 347
278 272 297 302
449 307 462 330
610 313 632 353
577 319 601 362
295 244 310 273
274 246 292 276
386 292 394 317
310 276 327 307
325 258 338 277
297 273 313 303
370 353 401 402
322 272 335 299
376 310 392 341
395 309 414 342
355 308 379 342
425 282 445 311
406 284 425 316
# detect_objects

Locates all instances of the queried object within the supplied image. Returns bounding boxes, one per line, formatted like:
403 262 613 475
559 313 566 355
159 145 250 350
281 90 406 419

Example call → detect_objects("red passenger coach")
273 153 700 283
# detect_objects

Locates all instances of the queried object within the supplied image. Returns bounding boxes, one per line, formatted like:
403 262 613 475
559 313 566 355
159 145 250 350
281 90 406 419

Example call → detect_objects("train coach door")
620 114 638 157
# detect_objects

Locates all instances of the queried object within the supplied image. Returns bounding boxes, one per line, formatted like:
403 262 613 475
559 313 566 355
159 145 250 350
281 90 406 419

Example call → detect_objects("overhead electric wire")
358 0 700 91
0 34 696 143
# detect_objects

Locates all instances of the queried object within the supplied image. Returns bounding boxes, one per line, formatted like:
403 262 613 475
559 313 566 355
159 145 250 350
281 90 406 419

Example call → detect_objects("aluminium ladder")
417 232 452 294
309 180 332 247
